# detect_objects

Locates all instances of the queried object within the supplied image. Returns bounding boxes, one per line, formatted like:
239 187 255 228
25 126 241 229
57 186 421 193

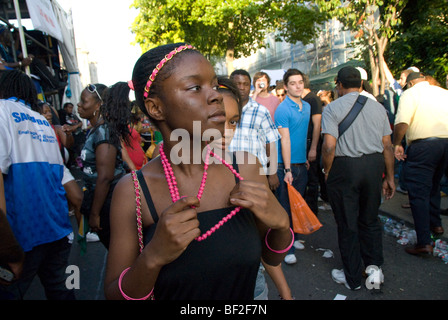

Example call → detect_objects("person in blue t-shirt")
274 68 311 265
0 70 75 299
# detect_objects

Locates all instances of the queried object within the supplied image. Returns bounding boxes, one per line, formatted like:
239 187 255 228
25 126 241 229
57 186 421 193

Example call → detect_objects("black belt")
411 137 448 145
291 163 305 166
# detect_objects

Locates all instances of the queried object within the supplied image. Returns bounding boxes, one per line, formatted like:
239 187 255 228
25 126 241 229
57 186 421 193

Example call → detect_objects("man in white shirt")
393 72 448 255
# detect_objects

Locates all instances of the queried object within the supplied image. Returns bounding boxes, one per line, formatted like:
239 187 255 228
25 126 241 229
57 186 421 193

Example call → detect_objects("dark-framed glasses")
87 84 102 102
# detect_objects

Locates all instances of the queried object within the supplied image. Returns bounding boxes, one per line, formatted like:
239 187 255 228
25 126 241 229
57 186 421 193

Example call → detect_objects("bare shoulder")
111 173 137 220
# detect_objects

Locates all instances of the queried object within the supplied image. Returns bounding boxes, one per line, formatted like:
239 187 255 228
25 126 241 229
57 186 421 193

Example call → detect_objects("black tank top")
137 157 261 300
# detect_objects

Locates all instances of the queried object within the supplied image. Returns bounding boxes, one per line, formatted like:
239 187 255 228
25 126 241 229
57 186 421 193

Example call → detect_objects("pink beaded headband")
143 44 196 98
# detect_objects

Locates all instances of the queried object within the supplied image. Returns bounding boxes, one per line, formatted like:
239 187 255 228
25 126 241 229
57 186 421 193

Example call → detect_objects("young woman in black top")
104 43 292 300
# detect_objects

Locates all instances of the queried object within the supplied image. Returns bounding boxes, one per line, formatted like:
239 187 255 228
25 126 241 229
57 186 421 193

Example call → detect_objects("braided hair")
0 70 38 111
100 81 132 147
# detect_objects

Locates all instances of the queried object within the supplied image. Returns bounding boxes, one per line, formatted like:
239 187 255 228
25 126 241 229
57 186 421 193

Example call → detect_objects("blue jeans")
441 174 448 195
276 163 308 254
397 144 408 191
0 236 75 300
253 264 268 300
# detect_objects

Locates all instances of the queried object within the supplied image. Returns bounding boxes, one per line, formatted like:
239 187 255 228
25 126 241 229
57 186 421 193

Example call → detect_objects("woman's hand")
89 214 102 233
229 180 289 230
145 196 201 267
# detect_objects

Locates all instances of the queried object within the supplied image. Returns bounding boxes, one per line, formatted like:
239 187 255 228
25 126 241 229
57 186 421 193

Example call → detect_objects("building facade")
229 18 357 84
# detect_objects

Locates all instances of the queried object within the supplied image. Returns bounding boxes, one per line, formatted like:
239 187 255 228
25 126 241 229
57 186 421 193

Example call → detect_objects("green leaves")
131 0 326 61
385 0 448 85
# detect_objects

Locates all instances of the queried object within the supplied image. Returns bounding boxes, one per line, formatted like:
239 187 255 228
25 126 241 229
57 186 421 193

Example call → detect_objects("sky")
58 0 142 86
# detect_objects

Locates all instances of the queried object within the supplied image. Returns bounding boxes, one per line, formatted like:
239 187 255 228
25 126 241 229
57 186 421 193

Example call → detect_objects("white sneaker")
396 186 408 194
86 232 100 242
68 231 99 243
293 240 305 250
67 232 74 244
318 203 332 211
284 254 297 264
331 269 361 290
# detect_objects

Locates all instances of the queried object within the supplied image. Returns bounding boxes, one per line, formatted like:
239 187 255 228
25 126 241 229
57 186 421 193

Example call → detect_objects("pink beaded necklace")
159 143 243 241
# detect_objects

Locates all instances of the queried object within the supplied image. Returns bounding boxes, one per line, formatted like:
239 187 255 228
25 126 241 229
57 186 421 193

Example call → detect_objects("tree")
131 0 327 74
385 0 448 87
314 0 408 96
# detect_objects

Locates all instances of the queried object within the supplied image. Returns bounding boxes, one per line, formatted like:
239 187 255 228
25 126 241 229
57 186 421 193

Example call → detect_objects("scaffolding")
0 0 82 110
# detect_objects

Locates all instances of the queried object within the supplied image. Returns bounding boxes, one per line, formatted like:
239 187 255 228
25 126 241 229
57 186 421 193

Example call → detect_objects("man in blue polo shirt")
274 68 311 264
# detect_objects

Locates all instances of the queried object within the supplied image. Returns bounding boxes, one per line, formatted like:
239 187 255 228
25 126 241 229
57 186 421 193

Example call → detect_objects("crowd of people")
0 41 447 300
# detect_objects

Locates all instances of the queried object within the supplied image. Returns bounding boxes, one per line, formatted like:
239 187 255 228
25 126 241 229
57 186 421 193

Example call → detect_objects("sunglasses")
87 84 102 101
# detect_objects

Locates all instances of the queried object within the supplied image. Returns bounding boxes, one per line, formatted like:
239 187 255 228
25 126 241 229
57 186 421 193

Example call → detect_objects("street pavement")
23 178 448 300
265 191 448 300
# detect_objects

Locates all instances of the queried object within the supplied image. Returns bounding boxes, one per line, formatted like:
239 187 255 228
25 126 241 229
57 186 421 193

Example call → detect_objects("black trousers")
81 179 120 250
404 138 448 245
327 153 385 289
305 158 320 215
306 138 327 214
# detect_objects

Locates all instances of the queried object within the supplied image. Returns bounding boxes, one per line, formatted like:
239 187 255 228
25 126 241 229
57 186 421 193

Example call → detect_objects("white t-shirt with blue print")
0 98 71 252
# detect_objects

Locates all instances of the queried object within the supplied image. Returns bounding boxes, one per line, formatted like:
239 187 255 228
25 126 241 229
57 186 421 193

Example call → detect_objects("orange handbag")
287 183 323 235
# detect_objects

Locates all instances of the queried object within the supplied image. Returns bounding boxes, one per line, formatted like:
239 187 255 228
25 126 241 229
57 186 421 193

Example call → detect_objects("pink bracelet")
118 267 154 300
265 228 294 254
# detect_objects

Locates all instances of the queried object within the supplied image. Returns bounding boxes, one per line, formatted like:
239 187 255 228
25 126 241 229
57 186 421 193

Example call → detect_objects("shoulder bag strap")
338 94 368 137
